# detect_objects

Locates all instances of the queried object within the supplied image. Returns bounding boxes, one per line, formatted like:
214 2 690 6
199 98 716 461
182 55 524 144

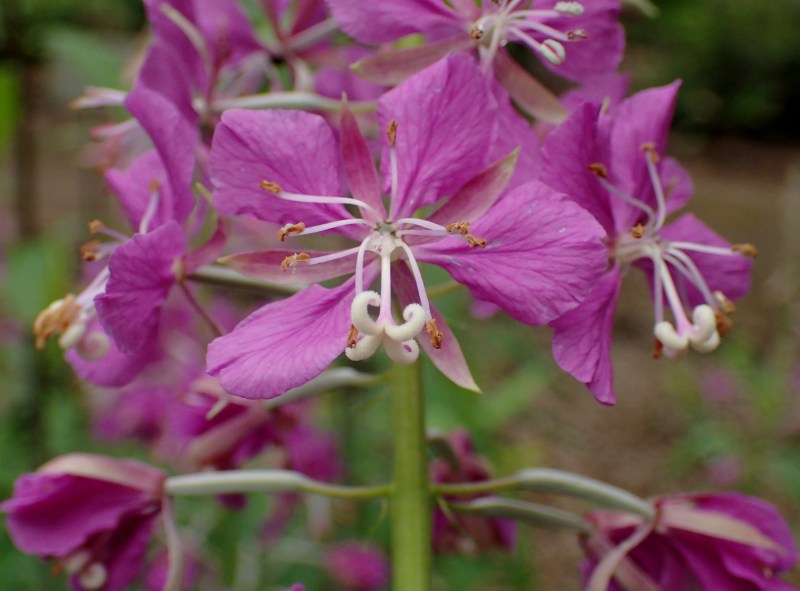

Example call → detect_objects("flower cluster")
3 0 792 590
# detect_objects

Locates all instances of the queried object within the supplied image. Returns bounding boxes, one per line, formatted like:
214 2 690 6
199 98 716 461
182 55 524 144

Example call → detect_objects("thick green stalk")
391 361 431 591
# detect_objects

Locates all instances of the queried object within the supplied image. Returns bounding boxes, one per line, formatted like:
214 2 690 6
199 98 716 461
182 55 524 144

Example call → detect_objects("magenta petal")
2 474 154 556
352 36 473 86
210 109 354 230
125 49 199 226
541 102 615 235
325 0 460 44
182 220 227 272
86 513 158 591
339 105 385 217
105 151 167 230
207 278 362 399
415 182 607 326
379 54 495 218
609 81 681 222
221 249 364 284
96 222 186 354
427 150 519 230
66 320 155 388
691 493 798 570
660 156 694 214
494 49 567 124
550 268 621 405
393 264 480 392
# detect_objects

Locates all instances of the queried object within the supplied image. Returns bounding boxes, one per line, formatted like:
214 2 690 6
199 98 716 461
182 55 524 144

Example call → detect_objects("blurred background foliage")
0 0 799 589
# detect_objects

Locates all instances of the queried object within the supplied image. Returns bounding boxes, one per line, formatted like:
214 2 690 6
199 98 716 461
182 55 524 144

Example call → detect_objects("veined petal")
393 264 480 392
207 277 363 400
550 268 621 405
339 105 385 217
95 222 187 354
609 80 681 229
352 36 473 86
378 54 495 218
494 49 567 124
541 102 615 236
427 150 519 230
414 182 607 326
124 71 198 226
210 109 355 232
220 248 366 285
325 0 461 45
660 156 694 215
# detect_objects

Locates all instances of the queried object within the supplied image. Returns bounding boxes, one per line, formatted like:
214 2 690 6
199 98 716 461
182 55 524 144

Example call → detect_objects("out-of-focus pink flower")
2 454 166 591
324 543 390 591
431 430 516 554
582 492 799 591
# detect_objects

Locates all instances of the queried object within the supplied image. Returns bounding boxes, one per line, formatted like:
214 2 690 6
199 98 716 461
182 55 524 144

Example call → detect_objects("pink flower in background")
326 0 623 121
431 430 516 554
2 455 166 591
324 543 390 591
207 54 606 399
542 81 754 404
582 493 798 591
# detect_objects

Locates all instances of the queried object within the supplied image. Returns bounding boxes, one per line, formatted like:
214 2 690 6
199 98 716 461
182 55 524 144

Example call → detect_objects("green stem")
434 468 654 520
165 470 390 500
391 361 431 591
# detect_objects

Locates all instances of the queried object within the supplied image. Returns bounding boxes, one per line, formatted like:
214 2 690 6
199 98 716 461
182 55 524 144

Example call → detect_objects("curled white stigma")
346 291 425 364
654 304 720 358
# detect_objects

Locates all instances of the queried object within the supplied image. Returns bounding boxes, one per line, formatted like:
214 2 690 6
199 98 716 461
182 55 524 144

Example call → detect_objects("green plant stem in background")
391 361 431 591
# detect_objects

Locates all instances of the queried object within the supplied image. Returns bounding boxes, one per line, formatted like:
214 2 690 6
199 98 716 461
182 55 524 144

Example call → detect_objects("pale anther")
555 1 585 15
259 180 283 193
426 319 443 349
540 39 566 65
732 243 758 258
277 222 306 242
281 252 311 272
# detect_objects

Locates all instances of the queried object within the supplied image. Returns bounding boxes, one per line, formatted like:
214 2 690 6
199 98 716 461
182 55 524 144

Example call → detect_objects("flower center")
470 0 587 71
589 145 756 358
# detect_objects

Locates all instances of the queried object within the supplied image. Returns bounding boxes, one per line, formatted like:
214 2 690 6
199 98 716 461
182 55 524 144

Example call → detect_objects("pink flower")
207 54 606 399
431 430 516 554
542 82 754 404
324 543 390 591
2 455 166 591
582 493 798 591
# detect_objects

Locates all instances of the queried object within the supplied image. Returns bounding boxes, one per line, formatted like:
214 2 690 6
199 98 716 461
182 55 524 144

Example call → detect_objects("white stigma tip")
540 39 566 65
350 291 383 336
654 321 689 355
79 563 108 590
383 303 426 343
384 337 420 365
555 1 585 15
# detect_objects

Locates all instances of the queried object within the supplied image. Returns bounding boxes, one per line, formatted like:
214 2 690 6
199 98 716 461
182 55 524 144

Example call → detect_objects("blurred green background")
1 0 799 589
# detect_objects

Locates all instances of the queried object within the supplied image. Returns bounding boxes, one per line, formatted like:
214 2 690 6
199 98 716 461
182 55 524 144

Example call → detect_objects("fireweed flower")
430 430 516 554
323 543 390 591
206 55 606 399
2 454 166 591
541 82 754 404
327 0 623 120
581 493 799 591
